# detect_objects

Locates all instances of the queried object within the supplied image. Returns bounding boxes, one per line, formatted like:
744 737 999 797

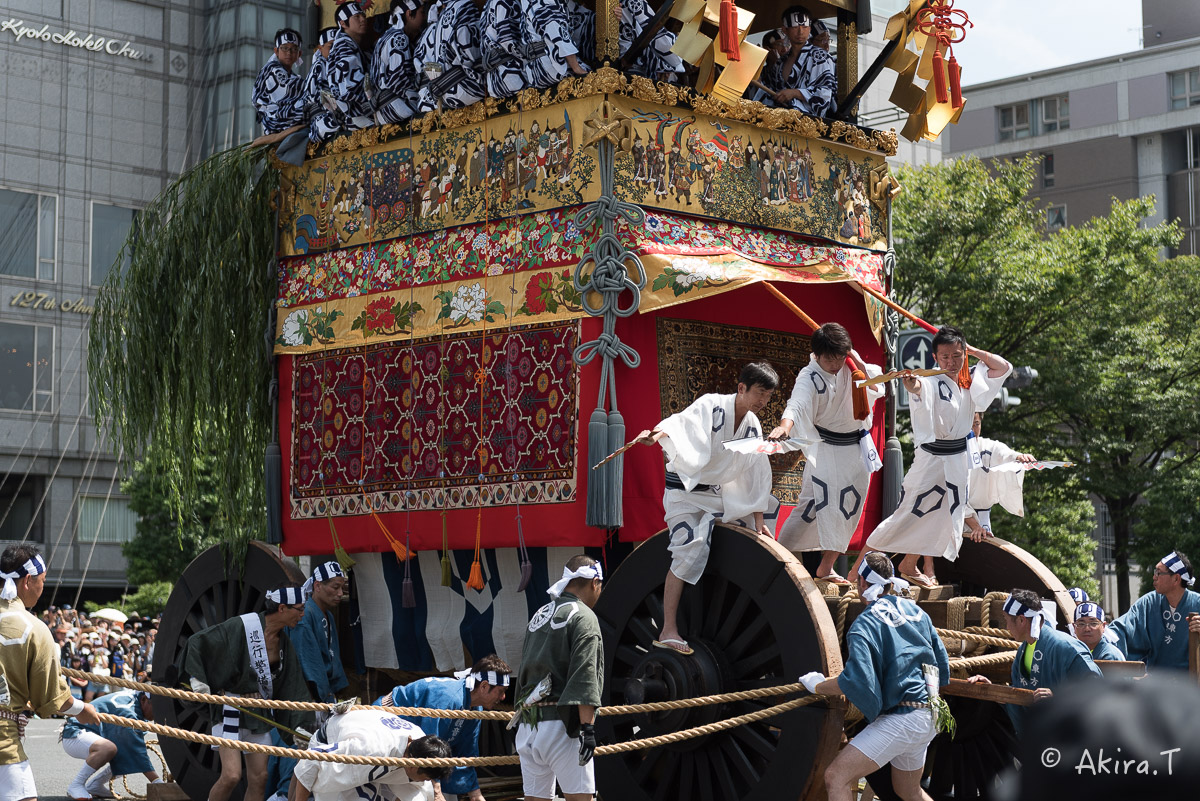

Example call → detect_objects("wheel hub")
623 639 731 749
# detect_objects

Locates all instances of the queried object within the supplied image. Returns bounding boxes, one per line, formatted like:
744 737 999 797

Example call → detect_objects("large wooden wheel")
933 536 1075 626
593 525 845 801
151 541 305 800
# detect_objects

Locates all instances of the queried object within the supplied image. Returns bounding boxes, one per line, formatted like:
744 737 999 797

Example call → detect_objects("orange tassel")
932 48 949 104
719 0 740 61
956 359 972 390
850 367 871 421
466 509 485 591
372 511 409 562
948 55 963 108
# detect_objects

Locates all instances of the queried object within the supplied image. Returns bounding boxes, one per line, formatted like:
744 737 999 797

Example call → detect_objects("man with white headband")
760 5 837 118
372 0 429 124
637 361 780 656
182 583 313 801
62 689 161 800
513 555 604 801
374 654 511 800
1070 602 1125 663
967 588 1100 734
799 552 949 801
1107 550 1200 671
2 544 99 801
290 562 350 705
311 2 376 142
253 28 307 135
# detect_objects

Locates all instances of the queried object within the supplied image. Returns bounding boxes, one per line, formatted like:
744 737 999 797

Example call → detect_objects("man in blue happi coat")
290 561 350 705
62 690 162 800
799 552 949 801
1107 550 1200 671
1071 601 1125 664
253 29 307 135
968 589 1101 734
375 655 511 800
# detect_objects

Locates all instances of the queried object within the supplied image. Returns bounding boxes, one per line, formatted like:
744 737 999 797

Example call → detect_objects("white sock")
84 763 112 791
68 764 96 797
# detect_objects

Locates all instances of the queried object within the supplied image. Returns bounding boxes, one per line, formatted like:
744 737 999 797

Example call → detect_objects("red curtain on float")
278 280 885 556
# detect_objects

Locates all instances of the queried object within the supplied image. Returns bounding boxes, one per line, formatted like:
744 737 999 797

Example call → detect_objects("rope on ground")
91 692 829 767
63 668 808 719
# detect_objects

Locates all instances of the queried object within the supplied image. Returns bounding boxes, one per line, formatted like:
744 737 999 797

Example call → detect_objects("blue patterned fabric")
252 55 306 134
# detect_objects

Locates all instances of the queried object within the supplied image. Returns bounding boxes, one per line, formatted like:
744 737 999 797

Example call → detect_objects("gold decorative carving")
582 100 633 151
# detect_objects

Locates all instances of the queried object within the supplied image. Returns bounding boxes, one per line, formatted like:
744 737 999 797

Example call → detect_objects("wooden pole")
941 677 1037 707
1189 613 1200 685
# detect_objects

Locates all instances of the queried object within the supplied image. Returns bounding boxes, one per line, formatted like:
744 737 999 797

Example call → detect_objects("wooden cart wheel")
593 524 845 801
933 536 1076 626
150 541 305 801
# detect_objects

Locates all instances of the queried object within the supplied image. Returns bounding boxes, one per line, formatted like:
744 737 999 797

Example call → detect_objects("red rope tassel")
466 509 486 591
948 55 963 108
719 0 740 61
932 48 949 104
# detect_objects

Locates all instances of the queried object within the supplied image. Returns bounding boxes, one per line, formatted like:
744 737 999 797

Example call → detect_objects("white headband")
1067 587 1089 605
1003 594 1044 639
547 563 603 598
1 555 46 601
464 670 511 689
1162 552 1195 586
783 11 812 27
856 555 909 602
1073 602 1105 623
302 561 345 599
266 586 304 606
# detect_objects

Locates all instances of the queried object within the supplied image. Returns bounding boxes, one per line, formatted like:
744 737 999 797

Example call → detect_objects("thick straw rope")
90 692 827 767
948 650 1018 671
62 668 809 719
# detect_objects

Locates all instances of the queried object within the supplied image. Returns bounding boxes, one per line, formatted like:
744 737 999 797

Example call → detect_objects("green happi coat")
182 612 314 742
515 591 604 738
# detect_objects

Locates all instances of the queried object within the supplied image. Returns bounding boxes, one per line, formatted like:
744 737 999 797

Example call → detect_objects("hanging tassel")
850 367 871 421
440 510 452 587
948 55 963 108
373 511 409 562
327 515 357 573
719 0 740 61
585 407 610 527
515 483 533 592
956 359 972 390
931 47 949 104
604 408 626 528
466 509 485 591
401 526 416 608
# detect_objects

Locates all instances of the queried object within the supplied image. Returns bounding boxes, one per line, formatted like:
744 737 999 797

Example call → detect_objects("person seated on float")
967 588 1101 735
770 323 884 585
481 0 587 99
799 553 950 801
290 709 452 801
253 29 307 135
1106 550 1200 671
290 561 350 706
560 0 683 83
62 690 162 801
182 584 313 801
637 362 780 656
373 0 429 124
760 6 837 118
1071 601 1125 663
862 326 1012 588
302 28 339 119
413 0 487 113
375 655 511 801
310 3 375 143
964 412 1037 536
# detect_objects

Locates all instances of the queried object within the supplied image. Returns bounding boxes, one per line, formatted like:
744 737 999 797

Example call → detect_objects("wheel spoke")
725 612 770 660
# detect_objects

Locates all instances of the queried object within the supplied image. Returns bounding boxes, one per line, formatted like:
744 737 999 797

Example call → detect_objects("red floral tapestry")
291 321 580 518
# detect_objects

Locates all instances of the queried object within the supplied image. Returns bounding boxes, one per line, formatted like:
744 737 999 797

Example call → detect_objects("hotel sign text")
1 19 147 61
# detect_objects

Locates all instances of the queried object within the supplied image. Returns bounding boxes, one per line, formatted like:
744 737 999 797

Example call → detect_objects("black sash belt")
920 437 968 456
815 425 862 446
665 472 714 492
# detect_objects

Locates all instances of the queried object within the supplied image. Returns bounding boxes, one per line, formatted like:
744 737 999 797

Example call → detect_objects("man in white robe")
966 412 1036 535
637 362 781 655
769 324 884 584
865 327 1011 587
290 709 451 801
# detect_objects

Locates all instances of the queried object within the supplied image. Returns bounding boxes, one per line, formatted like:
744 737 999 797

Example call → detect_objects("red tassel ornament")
719 0 740 61
948 55 963 108
931 48 949 104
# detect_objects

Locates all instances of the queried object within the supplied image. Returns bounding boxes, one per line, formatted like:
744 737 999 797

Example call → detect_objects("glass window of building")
0 322 53 412
998 102 1032 141
91 203 137 286
0 474 43 541
76 495 138 543
0 189 56 280
1042 152 1055 188
1170 69 1200 111
1040 95 1069 132
1046 204 1067 232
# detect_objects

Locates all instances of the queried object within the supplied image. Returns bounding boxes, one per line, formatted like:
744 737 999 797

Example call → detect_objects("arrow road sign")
896 328 934 410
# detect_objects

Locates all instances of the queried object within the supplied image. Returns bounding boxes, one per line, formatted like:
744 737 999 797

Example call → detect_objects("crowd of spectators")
40 605 158 701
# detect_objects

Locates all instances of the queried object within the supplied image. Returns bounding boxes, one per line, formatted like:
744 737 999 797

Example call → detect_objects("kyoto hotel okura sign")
1 18 148 61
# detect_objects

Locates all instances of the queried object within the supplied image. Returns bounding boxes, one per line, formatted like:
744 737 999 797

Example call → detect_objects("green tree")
1131 456 1200 597
894 158 1196 611
120 454 226 585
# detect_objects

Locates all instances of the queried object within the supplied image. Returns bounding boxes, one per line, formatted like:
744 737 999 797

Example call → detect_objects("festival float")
123 2 1123 799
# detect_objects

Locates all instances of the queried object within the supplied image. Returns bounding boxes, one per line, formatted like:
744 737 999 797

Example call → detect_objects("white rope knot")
1 555 46 601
